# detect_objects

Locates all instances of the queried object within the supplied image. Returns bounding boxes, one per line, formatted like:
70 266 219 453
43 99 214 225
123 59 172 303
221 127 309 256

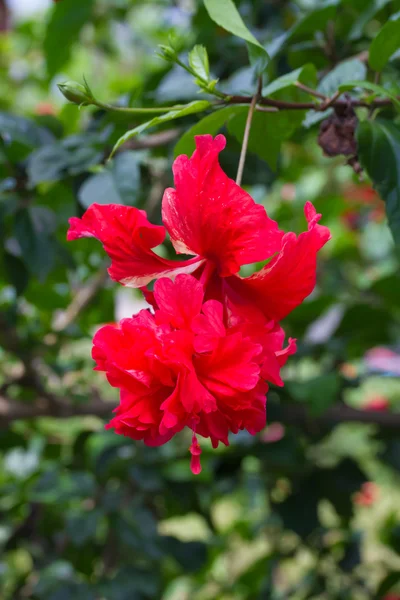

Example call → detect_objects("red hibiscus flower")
68 134 330 323
92 274 296 474
68 134 329 472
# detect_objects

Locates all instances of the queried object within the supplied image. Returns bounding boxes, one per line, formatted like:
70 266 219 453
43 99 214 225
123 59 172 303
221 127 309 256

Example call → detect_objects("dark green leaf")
161 536 208 572
318 59 367 97
0 112 54 148
357 119 400 244
369 16 400 71
78 151 140 208
349 0 393 40
262 64 317 96
14 207 57 281
3 252 29 295
288 1 339 42
44 0 95 78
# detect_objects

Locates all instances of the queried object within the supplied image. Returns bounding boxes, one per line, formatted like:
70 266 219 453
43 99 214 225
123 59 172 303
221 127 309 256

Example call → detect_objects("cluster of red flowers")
68 135 330 473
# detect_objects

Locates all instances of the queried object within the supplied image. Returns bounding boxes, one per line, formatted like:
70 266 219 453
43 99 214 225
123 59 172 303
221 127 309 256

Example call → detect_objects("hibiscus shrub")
1 1 400 599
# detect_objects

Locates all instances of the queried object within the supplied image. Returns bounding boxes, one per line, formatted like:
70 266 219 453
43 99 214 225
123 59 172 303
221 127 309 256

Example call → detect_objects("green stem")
94 101 188 114
174 58 226 99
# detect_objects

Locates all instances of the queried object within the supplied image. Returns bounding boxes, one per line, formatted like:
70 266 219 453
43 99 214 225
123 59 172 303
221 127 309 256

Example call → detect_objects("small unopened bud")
158 45 177 62
57 81 93 106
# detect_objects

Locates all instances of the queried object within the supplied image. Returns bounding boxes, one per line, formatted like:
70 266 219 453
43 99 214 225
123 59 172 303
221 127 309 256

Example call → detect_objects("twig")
116 128 180 152
320 90 342 110
271 402 400 431
236 78 262 186
255 105 279 113
295 82 327 100
2 390 400 430
52 267 109 332
0 393 112 425
227 93 398 111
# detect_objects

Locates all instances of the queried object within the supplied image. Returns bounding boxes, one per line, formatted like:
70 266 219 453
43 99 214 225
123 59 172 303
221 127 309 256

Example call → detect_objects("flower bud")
57 81 93 106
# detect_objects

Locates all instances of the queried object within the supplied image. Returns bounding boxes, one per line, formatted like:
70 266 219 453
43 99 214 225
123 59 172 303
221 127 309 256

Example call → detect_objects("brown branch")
0 393 112 426
52 267 109 332
225 93 398 111
295 82 327 100
115 128 180 153
272 403 400 431
2 390 400 431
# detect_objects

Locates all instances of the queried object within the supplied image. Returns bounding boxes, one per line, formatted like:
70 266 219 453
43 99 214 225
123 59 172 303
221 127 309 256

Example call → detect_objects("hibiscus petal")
162 134 284 277
154 274 204 329
261 337 297 386
192 299 226 353
67 203 203 287
229 202 331 321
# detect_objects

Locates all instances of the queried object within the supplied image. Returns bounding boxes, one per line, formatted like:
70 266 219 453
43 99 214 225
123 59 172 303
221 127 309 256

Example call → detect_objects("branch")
2 391 400 431
52 267 109 332
226 93 398 111
270 402 400 431
0 393 112 426
115 128 181 152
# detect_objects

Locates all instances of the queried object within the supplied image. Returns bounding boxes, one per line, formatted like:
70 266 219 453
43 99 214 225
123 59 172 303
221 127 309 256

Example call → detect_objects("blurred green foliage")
1 1 400 599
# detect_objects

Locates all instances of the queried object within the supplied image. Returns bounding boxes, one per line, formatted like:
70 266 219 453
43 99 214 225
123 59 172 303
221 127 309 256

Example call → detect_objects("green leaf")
13 207 57 281
188 45 210 81
349 0 393 41
3 252 29 295
0 112 54 148
318 59 367 97
110 100 211 157
262 64 316 96
288 0 339 42
160 537 208 572
247 43 269 76
27 133 106 186
356 119 400 244
44 0 95 78
174 105 247 157
203 0 268 59
369 16 400 71
338 80 400 112
79 151 140 208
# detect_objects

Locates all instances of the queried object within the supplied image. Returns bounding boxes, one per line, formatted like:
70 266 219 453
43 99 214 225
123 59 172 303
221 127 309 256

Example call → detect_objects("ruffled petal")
192 299 226 353
67 203 203 287
162 134 284 277
154 274 204 329
228 202 331 321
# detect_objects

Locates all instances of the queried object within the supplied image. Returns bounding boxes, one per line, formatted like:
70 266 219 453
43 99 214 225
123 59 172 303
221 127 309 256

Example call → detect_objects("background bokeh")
1 1 400 599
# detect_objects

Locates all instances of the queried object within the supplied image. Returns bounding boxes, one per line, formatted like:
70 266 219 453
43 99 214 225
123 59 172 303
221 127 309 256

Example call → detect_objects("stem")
95 101 188 114
255 105 279 113
236 78 261 186
368 72 381 118
321 90 342 110
295 82 327 100
174 58 226 99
